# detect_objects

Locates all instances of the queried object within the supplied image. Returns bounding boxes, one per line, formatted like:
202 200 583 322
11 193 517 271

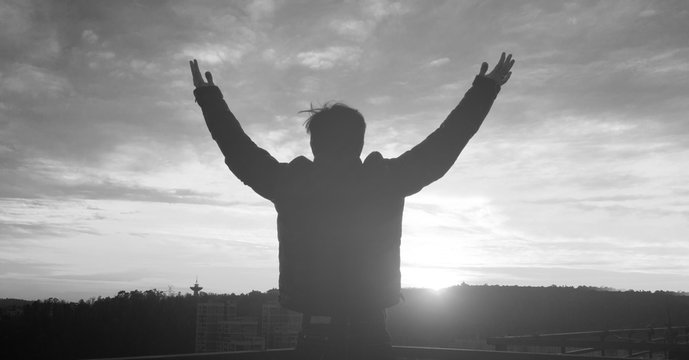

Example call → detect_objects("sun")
402 265 468 291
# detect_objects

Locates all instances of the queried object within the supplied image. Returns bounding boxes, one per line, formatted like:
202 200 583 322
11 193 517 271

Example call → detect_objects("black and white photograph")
1 1 687 359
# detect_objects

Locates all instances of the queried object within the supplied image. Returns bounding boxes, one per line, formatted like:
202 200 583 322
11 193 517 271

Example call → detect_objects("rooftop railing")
487 326 689 359
94 326 689 360
93 346 648 360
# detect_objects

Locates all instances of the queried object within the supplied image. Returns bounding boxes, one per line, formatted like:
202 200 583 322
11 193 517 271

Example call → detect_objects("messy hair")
300 102 366 135
299 102 366 158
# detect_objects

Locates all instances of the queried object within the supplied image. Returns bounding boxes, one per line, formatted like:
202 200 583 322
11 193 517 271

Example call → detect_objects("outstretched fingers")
195 60 202 81
190 59 203 87
504 54 515 73
479 62 489 76
190 59 214 88
189 60 197 86
481 52 515 86
502 71 512 85
497 52 506 69
495 53 515 78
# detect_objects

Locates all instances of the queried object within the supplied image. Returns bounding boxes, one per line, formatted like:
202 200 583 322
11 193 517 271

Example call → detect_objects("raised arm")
190 59 282 201
388 53 515 196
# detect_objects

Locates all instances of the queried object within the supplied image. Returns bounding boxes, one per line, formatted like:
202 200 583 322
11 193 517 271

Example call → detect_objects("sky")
1 0 688 302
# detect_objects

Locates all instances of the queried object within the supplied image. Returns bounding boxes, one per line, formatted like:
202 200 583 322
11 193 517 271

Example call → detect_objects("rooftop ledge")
91 346 639 360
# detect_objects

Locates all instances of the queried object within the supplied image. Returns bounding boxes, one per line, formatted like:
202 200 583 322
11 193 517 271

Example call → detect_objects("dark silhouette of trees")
2 290 197 359
386 285 689 347
2 285 688 358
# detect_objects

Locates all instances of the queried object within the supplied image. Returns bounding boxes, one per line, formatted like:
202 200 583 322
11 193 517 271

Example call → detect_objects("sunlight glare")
402 265 472 291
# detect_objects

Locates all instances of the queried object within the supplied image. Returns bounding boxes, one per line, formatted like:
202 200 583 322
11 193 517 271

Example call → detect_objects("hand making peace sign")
189 59 215 89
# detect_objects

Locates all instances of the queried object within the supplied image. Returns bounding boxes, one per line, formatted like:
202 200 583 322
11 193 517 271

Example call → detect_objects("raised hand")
479 52 515 87
189 59 215 89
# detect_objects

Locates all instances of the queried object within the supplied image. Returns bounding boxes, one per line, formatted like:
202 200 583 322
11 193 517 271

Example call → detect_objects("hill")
1 285 687 359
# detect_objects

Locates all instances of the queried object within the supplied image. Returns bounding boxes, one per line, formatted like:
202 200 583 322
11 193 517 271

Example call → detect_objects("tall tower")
190 277 203 296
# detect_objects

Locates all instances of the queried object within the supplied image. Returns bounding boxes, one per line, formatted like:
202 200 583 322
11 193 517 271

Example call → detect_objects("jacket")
194 75 499 315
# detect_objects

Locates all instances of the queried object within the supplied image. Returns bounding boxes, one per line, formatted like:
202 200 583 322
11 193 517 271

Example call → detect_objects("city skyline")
1 0 688 301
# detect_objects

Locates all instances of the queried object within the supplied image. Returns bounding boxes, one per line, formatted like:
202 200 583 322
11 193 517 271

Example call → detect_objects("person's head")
302 102 366 162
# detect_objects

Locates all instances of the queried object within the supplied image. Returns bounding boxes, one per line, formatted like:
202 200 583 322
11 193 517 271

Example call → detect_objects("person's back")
275 151 404 315
190 53 514 359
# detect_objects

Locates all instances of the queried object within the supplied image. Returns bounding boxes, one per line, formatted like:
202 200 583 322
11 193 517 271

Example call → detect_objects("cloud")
247 0 278 21
615 48 689 76
0 220 99 242
81 29 99 44
297 46 363 70
363 0 410 21
178 43 254 66
3 0 689 300
0 1 32 36
325 0 410 43
0 63 72 97
446 266 689 291
329 19 372 41
426 57 451 68
40 270 152 283
0 2 53 63
367 95 392 105
249 124 309 161
0 154 255 206
0 198 103 244
0 259 62 277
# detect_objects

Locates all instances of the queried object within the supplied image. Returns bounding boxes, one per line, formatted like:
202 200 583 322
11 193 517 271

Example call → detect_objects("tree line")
1 285 688 359
387 284 689 347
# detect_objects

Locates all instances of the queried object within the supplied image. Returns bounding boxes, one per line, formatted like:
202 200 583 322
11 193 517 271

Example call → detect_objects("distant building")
195 302 238 352
261 297 302 349
195 301 266 352
195 291 302 352
222 316 265 351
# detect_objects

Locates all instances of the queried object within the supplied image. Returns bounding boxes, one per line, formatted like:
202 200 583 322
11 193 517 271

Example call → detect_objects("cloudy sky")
1 0 688 301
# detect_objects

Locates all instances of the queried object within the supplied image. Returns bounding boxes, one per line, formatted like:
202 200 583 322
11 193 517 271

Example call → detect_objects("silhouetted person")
190 52 514 359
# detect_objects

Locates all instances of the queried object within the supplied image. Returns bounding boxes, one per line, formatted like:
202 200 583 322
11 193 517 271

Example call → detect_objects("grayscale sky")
1 0 688 301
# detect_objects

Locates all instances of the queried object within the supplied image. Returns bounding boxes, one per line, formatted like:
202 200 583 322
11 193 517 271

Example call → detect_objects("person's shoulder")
288 156 313 169
276 156 313 184
363 151 391 169
362 152 402 189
